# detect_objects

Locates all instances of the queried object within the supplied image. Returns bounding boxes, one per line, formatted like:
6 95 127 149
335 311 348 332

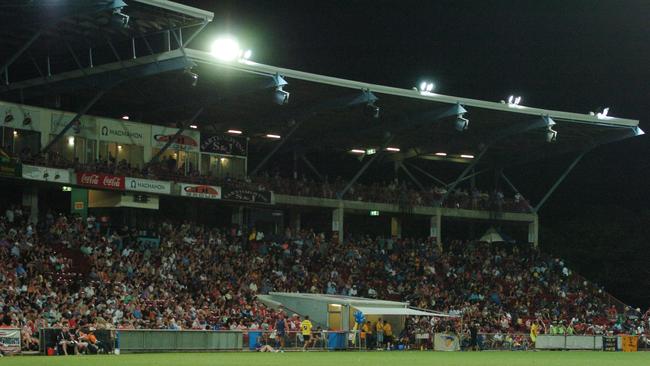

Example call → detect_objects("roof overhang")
353 306 458 317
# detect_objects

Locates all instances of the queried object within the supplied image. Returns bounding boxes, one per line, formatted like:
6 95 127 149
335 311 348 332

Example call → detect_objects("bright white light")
68 136 75 146
118 145 123 150
227 129 243 135
596 107 610 119
211 36 241 61
419 81 435 93
350 149 365 154
507 95 522 105
121 115 129 120
243 49 252 59
435 152 447 156
366 148 377 155
62 186 72 192
266 134 281 139
12 130 17 137
385 147 400 152
189 124 198 129
460 154 474 159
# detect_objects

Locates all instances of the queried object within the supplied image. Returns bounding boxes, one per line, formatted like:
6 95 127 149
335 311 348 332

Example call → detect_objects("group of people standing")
361 318 394 350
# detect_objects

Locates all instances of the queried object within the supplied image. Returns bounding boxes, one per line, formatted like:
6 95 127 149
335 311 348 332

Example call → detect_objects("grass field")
2 351 649 366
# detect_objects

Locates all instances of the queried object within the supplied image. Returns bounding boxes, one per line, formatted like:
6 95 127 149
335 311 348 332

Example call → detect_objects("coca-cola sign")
76 173 125 190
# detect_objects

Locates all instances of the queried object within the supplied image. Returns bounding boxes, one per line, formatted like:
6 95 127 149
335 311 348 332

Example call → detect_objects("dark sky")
179 0 650 212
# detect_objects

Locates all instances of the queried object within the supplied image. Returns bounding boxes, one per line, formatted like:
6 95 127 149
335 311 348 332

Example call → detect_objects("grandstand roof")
0 1 641 171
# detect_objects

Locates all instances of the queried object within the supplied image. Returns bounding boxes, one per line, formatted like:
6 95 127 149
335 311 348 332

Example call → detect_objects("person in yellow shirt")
300 315 313 350
361 321 373 349
383 321 393 350
530 321 540 347
375 319 384 349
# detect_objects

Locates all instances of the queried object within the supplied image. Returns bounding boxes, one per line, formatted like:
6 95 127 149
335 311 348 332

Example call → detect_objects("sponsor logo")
77 173 124 190
101 126 143 139
184 185 218 195
154 134 198 147
181 184 221 199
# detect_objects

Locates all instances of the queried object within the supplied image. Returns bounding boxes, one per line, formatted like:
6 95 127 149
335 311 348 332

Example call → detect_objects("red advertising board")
76 172 125 190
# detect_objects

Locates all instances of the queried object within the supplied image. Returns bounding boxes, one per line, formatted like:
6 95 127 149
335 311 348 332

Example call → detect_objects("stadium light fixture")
211 36 242 61
184 68 199 87
419 81 435 94
350 149 365 154
546 125 558 143
227 129 243 135
596 107 610 119
435 152 447 156
385 147 400 152
13 130 18 137
4 110 13 123
505 95 522 106
121 115 129 120
111 7 130 28
266 134 281 139
455 113 469 132
272 74 290 105
460 154 474 159
189 124 198 129
22 112 31 125
68 136 75 146
366 148 377 155
243 49 252 59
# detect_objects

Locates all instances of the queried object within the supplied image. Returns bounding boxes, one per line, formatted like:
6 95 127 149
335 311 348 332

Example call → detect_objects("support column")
391 216 402 238
528 216 539 248
289 209 301 231
332 204 344 243
22 186 38 224
231 206 244 228
430 214 441 245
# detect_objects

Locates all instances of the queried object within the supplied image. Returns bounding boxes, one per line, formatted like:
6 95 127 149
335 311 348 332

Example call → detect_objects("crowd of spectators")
18 152 530 213
1 205 648 353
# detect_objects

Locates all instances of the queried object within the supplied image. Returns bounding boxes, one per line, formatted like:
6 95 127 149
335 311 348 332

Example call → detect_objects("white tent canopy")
479 227 505 243
354 306 458 317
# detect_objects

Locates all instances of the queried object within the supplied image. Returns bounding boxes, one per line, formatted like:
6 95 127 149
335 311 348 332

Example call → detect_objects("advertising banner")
125 177 171 195
221 186 273 204
22 164 70 183
151 125 200 152
200 134 247 156
603 336 617 351
98 118 148 145
180 183 221 199
0 328 21 355
1 102 40 132
76 172 125 191
433 333 460 351
621 335 638 352
51 113 95 138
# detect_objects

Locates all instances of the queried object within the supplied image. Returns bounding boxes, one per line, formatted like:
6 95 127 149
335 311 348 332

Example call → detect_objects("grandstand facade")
0 0 645 356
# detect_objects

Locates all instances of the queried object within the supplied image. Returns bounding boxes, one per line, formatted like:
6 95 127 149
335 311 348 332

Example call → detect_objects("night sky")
176 0 650 305
178 0 649 206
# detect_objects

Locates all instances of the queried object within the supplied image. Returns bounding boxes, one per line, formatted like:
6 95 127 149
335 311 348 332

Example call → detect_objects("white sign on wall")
125 177 171 195
98 119 148 145
22 165 71 183
151 125 200 152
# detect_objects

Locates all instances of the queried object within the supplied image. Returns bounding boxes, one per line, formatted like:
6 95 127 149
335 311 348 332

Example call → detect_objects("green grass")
2 351 649 366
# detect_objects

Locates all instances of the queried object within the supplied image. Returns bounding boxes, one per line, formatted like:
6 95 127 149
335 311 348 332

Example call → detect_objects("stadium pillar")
289 209 301 231
231 206 244 228
22 186 38 224
430 214 441 245
332 205 344 243
391 217 402 238
528 216 539 248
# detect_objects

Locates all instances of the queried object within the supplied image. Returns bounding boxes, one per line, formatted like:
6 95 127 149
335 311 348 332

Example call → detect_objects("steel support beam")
249 121 303 177
501 173 533 211
147 107 204 164
1 31 42 81
397 161 425 191
182 21 210 48
406 163 448 187
338 136 394 199
442 148 488 203
533 150 587 213
300 155 324 182
40 88 108 154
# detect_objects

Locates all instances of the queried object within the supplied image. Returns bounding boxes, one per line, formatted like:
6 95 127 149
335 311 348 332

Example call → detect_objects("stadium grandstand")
0 0 647 364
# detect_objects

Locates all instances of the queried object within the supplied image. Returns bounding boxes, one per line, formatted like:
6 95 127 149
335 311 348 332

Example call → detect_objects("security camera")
455 115 469 131
111 8 130 28
546 126 557 143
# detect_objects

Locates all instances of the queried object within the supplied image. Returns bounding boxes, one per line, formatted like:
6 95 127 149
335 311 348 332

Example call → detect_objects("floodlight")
386 147 400 152
274 86 290 105
266 134 281 139
419 81 435 93
460 154 474 159
350 149 365 154
507 95 522 105
435 152 447 156
596 107 610 119
365 101 380 119
546 125 557 143
227 129 243 135
111 8 130 28
455 114 469 131
211 36 241 61
243 49 252 59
